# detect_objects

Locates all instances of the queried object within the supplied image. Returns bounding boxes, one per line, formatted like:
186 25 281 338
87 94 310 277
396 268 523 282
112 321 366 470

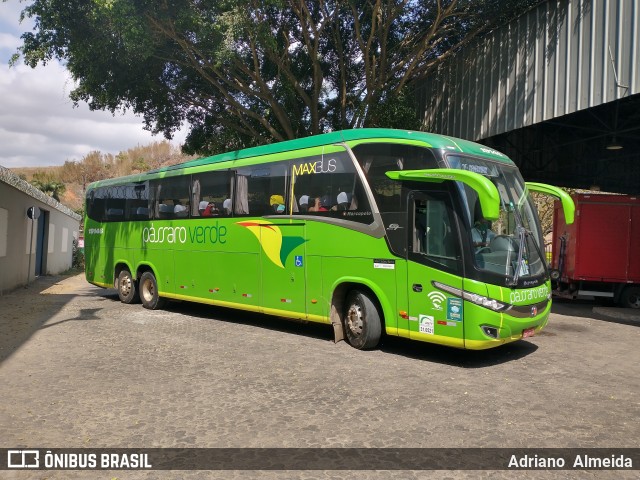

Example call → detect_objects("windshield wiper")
507 226 527 286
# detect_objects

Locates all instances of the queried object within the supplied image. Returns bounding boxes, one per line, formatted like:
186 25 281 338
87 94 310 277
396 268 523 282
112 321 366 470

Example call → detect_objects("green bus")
85 128 574 350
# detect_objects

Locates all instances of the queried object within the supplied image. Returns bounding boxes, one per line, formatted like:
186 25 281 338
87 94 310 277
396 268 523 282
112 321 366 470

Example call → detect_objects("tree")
30 171 66 201
14 0 543 155
60 151 110 194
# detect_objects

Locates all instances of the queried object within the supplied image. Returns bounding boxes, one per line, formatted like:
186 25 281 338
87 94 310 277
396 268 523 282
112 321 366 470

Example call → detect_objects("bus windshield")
446 155 546 284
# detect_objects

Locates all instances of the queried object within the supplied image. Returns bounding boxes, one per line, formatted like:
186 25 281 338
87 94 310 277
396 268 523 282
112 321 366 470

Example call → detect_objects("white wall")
0 166 81 294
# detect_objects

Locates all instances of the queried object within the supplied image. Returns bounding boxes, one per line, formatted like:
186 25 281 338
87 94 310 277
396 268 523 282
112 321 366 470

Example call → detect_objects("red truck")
550 193 640 308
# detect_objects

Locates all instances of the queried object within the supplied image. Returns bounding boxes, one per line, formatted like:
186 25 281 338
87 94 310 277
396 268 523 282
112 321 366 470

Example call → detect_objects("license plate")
522 327 535 338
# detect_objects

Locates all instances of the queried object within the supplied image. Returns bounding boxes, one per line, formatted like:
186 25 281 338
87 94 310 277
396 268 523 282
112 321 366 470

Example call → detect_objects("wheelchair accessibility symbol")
295 256 303 267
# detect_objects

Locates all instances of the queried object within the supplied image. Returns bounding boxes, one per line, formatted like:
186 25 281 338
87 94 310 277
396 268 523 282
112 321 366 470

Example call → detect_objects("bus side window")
291 150 371 223
412 195 459 272
424 200 454 257
122 182 149 221
151 176 190 219
192 171 231 217
104 185 126 222
87 187 107 222
414 201 427 253
236 160 290 216
351 143 438 214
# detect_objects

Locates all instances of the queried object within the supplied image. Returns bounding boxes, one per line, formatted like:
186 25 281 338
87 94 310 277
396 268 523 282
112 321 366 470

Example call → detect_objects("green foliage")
14 0 543 155
132 157 149 172
60 152 110 192
72 237 85 270
365 88 422 131
30 171 66 201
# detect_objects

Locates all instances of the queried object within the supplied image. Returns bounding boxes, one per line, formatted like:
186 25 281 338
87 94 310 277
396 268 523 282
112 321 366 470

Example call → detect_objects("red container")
552 194 640 283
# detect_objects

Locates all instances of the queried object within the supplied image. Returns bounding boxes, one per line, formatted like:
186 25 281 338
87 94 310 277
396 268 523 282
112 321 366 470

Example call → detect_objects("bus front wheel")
344 290 382 350
139 271 166 310
117 270 139 304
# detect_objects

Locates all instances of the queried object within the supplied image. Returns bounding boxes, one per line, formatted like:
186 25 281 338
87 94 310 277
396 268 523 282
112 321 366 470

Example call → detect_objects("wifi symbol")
428 291 447 310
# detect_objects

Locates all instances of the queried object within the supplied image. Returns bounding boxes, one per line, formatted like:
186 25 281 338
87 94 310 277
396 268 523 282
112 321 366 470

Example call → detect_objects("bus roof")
89 128 514 188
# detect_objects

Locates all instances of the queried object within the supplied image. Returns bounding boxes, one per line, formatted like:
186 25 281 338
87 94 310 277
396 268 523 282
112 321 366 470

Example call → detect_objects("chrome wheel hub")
142 279 154 303
346 304 364 336
120 277 132 296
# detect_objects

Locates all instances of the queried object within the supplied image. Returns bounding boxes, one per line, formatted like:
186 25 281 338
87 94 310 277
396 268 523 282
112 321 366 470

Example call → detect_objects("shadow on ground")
0 274 81 363
552 298 640 327
100 295 539 368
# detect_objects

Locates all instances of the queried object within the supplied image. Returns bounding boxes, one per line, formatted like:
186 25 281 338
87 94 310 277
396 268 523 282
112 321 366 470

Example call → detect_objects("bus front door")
407 192 465 348
259 223 307 319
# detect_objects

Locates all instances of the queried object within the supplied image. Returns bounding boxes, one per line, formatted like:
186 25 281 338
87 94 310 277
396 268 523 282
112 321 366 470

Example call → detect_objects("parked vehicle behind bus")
85 129 574 350
550 193 640 308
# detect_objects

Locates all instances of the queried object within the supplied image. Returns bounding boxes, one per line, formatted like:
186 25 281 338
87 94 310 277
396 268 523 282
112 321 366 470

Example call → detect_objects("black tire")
620 286 640 309
343 290 382 350
116 270 139 304
139 271 166 310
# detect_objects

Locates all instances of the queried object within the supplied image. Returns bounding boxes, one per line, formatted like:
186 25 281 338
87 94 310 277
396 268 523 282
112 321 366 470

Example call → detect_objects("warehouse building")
419 0 640 194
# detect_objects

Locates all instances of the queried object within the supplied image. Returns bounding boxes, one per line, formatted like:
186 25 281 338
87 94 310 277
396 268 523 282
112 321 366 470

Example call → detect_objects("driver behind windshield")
471 200 496 250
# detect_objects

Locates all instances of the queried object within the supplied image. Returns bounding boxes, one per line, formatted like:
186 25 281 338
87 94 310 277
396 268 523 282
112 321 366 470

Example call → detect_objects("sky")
0 0 188 169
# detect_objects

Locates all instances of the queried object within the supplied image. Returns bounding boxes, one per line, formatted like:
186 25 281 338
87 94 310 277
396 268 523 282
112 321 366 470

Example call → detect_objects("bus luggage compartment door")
259 223 307 318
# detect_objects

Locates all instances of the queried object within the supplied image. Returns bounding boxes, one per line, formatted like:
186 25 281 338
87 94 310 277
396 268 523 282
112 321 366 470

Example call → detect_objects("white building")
0 165 82 294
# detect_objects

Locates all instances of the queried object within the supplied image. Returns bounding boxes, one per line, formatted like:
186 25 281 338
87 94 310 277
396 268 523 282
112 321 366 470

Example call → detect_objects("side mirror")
386 169 501 220
525 183 575 225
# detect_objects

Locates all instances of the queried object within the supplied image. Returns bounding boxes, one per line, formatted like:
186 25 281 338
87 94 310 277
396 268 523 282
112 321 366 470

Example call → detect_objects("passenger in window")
299 195 309 213
173 200 187 215
158 203 173 219
202 202 219 217
198 200 209 216
309 195 331 212
337 192 352 210
223 198 232 215
270 194 286 214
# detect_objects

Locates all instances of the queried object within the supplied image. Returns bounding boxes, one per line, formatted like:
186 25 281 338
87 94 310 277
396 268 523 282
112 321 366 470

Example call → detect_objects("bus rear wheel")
139 271 166 310
343 290 382 350
620 286 640 309
116 270 139 304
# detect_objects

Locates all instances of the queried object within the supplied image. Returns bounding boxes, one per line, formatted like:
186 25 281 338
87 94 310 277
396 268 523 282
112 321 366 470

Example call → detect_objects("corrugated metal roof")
418 0 640 140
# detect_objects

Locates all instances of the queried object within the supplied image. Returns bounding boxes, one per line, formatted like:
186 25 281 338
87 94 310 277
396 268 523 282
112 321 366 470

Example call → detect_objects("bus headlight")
462 292 508 312
432 281 508 312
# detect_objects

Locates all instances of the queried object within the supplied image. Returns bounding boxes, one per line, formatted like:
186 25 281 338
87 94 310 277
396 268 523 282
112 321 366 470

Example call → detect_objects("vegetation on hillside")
29 171 66 201
13 141 194 213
